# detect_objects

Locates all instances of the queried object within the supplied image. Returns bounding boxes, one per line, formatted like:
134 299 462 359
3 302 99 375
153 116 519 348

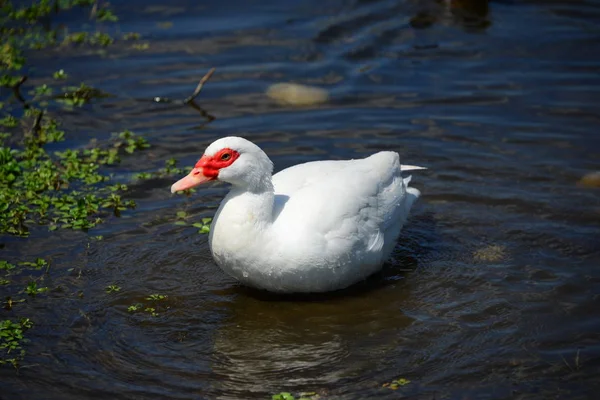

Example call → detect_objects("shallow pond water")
2 0 600 399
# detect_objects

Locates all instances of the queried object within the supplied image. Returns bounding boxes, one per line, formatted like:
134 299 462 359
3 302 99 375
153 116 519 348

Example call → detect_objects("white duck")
171 137 425 293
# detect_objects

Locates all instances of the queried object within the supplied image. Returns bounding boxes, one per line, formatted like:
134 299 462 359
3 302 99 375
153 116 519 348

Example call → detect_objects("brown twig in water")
188 101 216 121
12 76 29 107
184 67 216 104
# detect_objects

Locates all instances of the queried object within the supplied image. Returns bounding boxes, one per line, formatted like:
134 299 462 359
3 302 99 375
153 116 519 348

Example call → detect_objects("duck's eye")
220 153 231 161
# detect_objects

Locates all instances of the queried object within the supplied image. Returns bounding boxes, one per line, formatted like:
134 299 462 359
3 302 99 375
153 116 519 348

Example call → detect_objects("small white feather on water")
266 83 328 106
401 164 427 171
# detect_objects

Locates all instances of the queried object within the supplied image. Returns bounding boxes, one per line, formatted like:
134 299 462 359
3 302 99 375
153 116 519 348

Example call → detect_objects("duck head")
170 136 274 193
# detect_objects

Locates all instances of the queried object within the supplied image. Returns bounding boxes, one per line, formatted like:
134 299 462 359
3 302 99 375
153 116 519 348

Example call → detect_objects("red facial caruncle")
170 148 240 193
194 148 240 179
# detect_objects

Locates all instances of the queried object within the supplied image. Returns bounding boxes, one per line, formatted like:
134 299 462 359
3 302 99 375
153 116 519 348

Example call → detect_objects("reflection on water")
411 0 490 31
211 289 413 398
2 0 600 399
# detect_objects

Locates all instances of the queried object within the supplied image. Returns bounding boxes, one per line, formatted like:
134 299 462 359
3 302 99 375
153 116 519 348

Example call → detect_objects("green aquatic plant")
0 3 143 238
89 32 114 47
96 8 118 22
193 218 212 234
144 307 158 317
0 318 33 368
174 210 189 226
0 261 17 272
382 377 411 390
32 84 52 97
1 258 50 292
127 294 169 317
53 69 68 80
132 43 150 51
0 43 25 72
122 32 141 41
114 130 150 154
0 115 18 128
272 392 319 400
132 172 152 180
19 258 49 271
0 114 144 236
63 32 88 45
127 303 142 313
272 393 295 400
62 31 114 47
162 158 189 175
105 285 121 294
173 211 211 233
24 281 48 296
57 83 109 107
146 294 168 301
102 193 135 217
133 158 192 181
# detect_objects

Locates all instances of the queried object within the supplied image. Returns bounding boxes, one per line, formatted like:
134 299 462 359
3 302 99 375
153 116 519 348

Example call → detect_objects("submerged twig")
184 67 216 104
13 76 29 107
149 67 216 121
188 101 216 122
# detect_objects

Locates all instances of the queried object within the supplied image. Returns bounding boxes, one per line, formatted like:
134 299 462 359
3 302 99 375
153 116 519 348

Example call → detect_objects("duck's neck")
219 178 275 228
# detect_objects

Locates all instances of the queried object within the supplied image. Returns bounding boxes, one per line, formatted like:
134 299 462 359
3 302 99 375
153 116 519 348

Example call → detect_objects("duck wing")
271 152 422 260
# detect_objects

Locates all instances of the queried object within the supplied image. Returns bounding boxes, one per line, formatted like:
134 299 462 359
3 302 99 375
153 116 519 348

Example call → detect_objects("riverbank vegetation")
0 0 163 368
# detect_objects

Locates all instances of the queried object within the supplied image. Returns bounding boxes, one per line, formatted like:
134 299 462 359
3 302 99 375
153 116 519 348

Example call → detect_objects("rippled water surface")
2 0 600 399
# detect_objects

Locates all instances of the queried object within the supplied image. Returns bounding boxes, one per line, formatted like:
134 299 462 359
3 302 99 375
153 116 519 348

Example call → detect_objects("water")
2 0 600 398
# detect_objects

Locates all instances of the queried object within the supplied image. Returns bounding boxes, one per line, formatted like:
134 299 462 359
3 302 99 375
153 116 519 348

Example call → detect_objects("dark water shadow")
410 0 491 31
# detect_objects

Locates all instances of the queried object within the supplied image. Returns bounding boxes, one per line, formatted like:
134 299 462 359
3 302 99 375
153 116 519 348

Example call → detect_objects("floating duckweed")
105 285 121 294
272 393 295 400
127 304 143 312
382 377 411 390
0 119 145 236
146 294 168 301
19 258 48 271
193 218 212 234
132 43 150 51
0 318 33 368
25 281 48 296
0 115 18 127
96 9 118 22
0 261 17 272
272 391 320 400
173 211 212 233
53 69 68 80
127 294 169 317
134 158 191 182
57 83 109 107
1 0 138 368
